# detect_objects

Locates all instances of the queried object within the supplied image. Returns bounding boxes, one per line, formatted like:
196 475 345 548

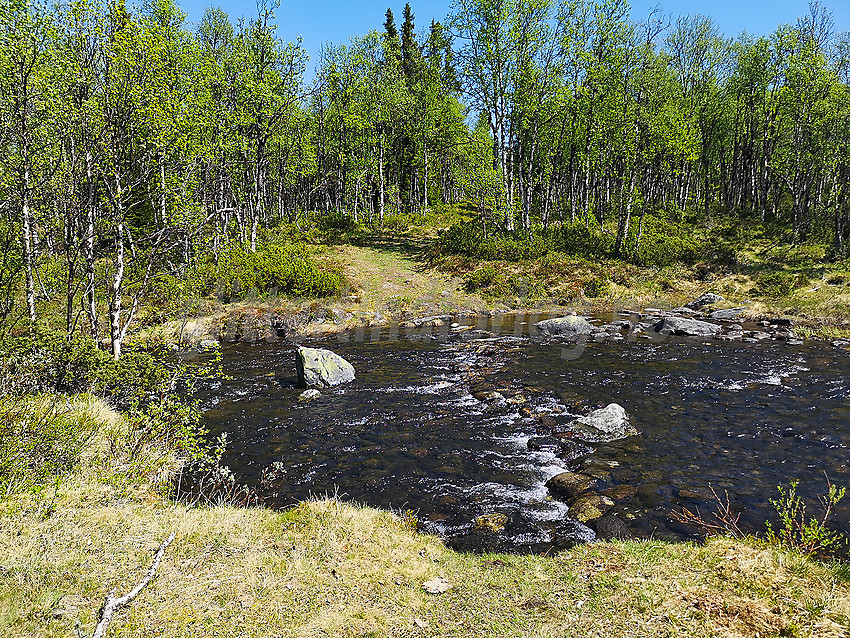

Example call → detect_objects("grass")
1 401 849 637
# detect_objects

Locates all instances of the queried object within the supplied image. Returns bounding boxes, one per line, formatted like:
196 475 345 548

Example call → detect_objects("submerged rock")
566 403 637 443
685 293 724 309
568 492 614 522
527 436 563 454
298 389 322 402
589 515 633 540
534 316 594 339
552 520 597 547
554 439 596 462
296 347 356 388
474 512 509 533
654 316 722 337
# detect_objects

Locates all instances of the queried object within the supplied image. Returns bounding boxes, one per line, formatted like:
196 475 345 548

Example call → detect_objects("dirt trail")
324 236 488 318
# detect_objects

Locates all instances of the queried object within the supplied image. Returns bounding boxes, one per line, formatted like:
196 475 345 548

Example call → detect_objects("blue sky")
175 0 850 65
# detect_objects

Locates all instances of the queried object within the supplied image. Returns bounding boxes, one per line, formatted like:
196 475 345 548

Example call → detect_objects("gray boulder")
654 316 722 337
296 347 356 388
534 316 594 338
685 293 724 309
671 306 699 316
709 307 747 321
566 403 637 443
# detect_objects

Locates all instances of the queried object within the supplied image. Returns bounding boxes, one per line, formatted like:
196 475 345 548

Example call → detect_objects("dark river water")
197 315 850 553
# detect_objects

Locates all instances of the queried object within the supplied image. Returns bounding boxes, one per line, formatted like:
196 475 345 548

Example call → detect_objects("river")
196 314 850 553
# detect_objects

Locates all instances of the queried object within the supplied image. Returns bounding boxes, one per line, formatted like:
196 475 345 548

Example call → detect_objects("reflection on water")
197 316 850 552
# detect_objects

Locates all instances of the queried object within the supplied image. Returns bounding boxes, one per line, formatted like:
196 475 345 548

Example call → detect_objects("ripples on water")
197 316 850 553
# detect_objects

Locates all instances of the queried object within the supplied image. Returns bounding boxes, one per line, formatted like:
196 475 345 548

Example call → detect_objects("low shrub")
765 479 847 558
583 276 611 298
0 395 100 495
0 328 172 409
623 215 702 267
752 271 806 297
438 215 701 268
190 243 344 301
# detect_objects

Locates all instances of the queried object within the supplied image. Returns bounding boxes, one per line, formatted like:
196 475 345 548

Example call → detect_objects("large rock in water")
685 292 724 310
708 307 747 321
534 316 593 338
567 403 636 443
546 470 597 500
653 316 722 337
296 347 355 388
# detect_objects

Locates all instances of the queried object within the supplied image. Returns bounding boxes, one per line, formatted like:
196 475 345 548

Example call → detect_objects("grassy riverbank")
139 211 850 346
2 400 849 638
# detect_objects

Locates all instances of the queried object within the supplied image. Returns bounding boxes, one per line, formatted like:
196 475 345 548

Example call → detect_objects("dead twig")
91 531 176 638
671 485 745 538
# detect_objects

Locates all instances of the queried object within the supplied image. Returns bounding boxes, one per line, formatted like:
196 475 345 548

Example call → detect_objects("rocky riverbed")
194 299 850 553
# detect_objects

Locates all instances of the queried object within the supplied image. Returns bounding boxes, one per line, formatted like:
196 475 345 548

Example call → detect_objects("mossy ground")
1 403 849 638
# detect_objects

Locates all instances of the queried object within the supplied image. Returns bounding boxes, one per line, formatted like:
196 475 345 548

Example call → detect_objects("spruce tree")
383 8 401 66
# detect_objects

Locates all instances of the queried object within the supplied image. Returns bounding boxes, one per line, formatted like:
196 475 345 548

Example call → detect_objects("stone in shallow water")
568 492 614 522
527 436 563 454
534 315 594 338
589 515 633 540
545 471 596 500
709 307 747 321
685 292 724 309
298 389 322 402
552 520 597 547
552 438 596 463
474 512 509 533
566 403 637 443
654 316 722 337
296 347 356 388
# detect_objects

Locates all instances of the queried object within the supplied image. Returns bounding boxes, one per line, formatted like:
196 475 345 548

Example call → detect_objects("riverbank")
141 232 850 349
1 400 848 638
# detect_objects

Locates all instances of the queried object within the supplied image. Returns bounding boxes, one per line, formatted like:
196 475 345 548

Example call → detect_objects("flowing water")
197 315 850 553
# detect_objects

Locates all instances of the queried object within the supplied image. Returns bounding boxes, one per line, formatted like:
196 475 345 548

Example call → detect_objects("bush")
0 395 100 495
437 216 698 267
0 328 172 409
623 215 702 267
752 271 806 297
765 479 846 558
189 243 344 301
583 276 611 298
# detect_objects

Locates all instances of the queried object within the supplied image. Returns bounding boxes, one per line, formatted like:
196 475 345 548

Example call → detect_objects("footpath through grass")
1 401 849 638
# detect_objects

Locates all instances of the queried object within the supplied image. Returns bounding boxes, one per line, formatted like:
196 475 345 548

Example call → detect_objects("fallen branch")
92 531 176 638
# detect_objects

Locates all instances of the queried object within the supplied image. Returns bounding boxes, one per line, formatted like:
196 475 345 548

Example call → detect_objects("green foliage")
0 395 99 495
765 479 847 558
752 271 807 297
583 276 610 298
463 263 545 302
623 215 702 267
190 243 344 301
124 395 208 467
0 328 171 409
439 216 701 268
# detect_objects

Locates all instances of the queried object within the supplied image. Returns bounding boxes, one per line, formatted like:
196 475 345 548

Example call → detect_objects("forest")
1 0 849 359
